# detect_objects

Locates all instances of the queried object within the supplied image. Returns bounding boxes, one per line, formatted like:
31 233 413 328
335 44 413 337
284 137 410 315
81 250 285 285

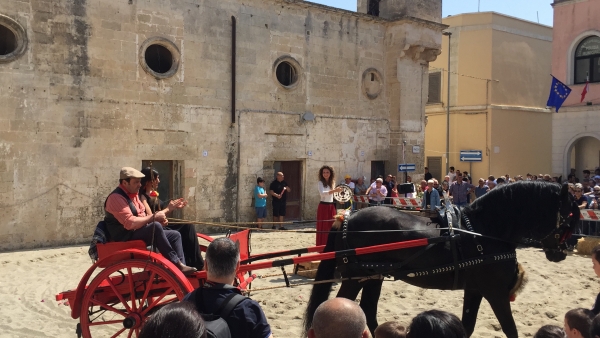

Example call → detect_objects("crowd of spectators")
339 166 600 215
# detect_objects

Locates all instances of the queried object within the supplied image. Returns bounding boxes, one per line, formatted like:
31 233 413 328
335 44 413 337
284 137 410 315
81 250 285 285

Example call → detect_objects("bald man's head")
308 298 369 338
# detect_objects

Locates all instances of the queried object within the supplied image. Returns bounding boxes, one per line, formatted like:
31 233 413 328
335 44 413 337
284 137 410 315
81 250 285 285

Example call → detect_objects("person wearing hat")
341 174 355 210
104 167 196 274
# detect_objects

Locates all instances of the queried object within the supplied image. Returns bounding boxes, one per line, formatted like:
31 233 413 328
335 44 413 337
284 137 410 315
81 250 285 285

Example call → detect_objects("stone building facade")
0 0 444 250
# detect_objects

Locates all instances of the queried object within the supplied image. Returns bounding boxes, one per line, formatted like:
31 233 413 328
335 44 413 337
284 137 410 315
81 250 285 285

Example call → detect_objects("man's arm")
105 194 167 230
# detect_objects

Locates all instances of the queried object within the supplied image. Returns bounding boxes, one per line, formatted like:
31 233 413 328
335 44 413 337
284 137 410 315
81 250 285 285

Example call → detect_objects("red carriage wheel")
79 259 191 338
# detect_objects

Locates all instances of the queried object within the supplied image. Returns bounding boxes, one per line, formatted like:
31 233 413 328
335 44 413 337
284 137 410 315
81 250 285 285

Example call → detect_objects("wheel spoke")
105 275 132 312
127 267 137 312
89 298 127 318
110 327 127 338
141 287 174 316
139 271 156 310
127 328 134 338
88 319 123 327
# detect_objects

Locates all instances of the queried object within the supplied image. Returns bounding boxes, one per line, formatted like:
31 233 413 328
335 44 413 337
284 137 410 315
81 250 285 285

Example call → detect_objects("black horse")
303 181 580 338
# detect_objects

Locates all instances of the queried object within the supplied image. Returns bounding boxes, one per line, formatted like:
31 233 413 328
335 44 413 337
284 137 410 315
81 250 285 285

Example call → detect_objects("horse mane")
463 181 562 241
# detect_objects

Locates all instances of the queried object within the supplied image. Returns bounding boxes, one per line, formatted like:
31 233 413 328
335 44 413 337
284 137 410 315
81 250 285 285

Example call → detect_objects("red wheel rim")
79 259 190 338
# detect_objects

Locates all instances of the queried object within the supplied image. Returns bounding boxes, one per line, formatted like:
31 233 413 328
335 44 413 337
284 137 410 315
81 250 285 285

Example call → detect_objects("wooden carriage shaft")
236 237 449 273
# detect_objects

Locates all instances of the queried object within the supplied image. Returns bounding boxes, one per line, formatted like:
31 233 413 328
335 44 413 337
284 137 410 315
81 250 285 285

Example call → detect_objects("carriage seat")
88 221 157 262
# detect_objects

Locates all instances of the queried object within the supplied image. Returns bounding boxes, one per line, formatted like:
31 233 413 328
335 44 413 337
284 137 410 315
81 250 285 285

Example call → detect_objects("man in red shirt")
104 167 196 274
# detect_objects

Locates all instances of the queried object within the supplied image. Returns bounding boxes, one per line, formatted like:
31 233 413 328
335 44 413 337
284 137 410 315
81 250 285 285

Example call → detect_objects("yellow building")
425 12 553 181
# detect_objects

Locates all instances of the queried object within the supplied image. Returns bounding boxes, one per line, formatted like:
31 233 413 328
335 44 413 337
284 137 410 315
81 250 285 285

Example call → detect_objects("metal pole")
443 31 452 174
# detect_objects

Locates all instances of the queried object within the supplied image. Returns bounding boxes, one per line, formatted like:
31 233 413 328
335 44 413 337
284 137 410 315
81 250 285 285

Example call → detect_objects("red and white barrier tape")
580 210 600 221
353 195 421 207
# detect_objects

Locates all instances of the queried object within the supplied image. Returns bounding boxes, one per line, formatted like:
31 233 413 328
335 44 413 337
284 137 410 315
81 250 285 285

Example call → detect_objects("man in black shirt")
184 238 273 338
381 175 393 204
424 167 433 181
269 172 290 230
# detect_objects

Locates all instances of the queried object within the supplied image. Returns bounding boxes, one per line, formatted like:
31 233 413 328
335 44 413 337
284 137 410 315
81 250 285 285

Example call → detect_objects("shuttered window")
428 72 441 103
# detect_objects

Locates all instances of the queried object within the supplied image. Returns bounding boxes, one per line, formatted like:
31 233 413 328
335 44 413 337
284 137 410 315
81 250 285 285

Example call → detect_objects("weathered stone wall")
0 0 443 250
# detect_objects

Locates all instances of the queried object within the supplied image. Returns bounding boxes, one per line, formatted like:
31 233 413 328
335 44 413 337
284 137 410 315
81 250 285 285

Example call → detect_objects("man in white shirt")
447 166 456 184
341 174 356 209
342 174 355 190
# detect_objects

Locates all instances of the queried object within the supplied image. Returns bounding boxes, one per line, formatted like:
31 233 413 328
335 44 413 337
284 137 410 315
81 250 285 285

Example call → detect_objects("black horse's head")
465 181 580 262
539 184 580 262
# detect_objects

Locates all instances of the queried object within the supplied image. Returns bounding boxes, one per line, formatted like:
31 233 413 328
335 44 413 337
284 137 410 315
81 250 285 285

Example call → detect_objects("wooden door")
279 161 302 220
427 157 443 181
371 161 385 180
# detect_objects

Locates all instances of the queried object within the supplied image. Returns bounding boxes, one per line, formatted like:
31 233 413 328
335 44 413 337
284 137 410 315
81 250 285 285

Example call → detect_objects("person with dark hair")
185 238 272 338
406 310 466 338
424 167 433 181
448 172 475 207
139 302 207 338
269 172 290 230
316 165 343 246
254 177 268 229
534 325 566 338
374 321 406 338
590 313 600 338
104 167 196 274
564 308 593 338
308 298 370 338
139 167 204 270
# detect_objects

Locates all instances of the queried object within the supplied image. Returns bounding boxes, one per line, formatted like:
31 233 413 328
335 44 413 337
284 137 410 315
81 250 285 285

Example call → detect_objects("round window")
144 44 173 74
276 61 298 87
0 24 17 56
139 37 180 79
0 14 28 63
362 68 383 100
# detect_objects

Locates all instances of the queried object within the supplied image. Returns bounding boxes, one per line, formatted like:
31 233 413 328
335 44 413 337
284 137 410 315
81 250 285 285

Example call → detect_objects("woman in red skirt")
316 165 343 246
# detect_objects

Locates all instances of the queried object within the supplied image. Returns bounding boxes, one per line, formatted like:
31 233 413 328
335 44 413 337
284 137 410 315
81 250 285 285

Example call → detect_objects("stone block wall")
0 0 442 250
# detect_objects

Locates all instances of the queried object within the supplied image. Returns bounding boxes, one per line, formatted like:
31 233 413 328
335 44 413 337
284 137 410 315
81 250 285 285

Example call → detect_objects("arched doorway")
564 133 600 178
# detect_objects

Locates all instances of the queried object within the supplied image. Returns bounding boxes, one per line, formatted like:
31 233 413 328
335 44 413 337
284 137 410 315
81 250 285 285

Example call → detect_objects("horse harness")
337 210 518 290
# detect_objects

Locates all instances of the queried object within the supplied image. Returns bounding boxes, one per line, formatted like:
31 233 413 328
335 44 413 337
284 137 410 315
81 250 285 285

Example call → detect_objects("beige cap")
120 167 145 179
345 174 351 179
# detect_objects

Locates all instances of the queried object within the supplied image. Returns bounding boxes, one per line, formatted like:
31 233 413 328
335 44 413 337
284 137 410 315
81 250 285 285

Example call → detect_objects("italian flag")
581 76 589 103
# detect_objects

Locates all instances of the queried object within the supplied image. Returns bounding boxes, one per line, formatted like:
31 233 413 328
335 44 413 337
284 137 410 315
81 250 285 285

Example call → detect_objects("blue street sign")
460 150 483 162
398 163 416 172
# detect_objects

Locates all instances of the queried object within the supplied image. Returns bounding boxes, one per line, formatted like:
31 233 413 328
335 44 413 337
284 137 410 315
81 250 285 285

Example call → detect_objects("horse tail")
302 231 339 337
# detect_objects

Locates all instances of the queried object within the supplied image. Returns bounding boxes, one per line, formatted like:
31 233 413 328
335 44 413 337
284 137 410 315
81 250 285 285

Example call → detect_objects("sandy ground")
0 229 598 338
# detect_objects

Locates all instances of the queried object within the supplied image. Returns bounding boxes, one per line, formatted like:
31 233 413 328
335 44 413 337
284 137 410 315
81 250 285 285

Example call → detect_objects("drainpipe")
232 16 236 124
232 16 240 222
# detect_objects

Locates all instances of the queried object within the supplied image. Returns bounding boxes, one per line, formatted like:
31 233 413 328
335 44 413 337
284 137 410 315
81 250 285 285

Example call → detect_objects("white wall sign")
202 150 208 157
360 150 365 157
494 146 500 154
412 145 420 154
307 151 313 157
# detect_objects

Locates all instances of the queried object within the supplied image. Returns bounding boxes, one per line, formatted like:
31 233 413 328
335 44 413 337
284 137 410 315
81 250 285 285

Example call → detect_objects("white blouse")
318 181 335 203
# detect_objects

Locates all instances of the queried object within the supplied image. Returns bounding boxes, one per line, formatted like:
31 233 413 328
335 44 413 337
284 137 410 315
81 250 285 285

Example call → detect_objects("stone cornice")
552 0 588 7
280 0 448 31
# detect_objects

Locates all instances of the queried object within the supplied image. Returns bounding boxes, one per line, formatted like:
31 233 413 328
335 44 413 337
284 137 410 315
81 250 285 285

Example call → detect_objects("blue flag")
547 76 572 112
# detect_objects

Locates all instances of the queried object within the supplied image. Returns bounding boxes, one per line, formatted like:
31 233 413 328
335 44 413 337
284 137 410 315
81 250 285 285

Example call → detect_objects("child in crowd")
254 177 268 229
374 321 406 338
534 325 566 338
564 308 593 338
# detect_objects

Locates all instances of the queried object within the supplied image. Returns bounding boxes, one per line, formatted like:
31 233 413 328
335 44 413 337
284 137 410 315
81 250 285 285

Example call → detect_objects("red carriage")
55 224 432 338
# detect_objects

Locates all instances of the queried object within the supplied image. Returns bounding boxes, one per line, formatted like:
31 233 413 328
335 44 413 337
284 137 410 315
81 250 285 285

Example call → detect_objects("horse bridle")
539 201 576 254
